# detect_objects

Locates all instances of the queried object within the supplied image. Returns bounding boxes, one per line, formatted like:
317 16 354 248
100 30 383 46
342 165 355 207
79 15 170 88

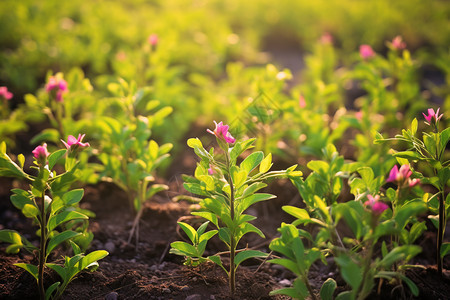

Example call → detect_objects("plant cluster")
0 138 107 300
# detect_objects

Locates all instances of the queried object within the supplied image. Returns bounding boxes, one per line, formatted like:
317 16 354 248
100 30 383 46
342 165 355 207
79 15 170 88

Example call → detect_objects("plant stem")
38 190 47 300
226 151 236 297
437 190 444 275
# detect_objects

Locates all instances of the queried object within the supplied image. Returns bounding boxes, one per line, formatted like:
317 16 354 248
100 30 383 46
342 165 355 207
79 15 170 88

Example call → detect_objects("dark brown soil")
1 166 449 300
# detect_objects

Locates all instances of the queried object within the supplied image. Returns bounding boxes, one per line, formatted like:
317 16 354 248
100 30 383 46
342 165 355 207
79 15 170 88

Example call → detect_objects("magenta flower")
207 121 236 144
148 34 158 46
422 108 443 124
45 75 68 102
0 86 13 101
391 36 406 50
61 134 90 150
364 195 388 215
360 44 375 59
386 164 412 183
386 164 420 188
32 143 50 165
208 165 215 175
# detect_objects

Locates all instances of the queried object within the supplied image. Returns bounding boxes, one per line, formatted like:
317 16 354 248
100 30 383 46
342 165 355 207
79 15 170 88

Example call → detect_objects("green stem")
226 149 236 297
38 190 47 300
437 190 444 275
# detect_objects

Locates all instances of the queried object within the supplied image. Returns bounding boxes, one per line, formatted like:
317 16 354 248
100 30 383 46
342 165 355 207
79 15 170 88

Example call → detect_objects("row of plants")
0 20 448 300
0 110 448 299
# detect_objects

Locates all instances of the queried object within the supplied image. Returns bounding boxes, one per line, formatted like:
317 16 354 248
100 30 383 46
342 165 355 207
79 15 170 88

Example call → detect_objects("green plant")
170 121 302 297
0 140 107 300
96 78 172 245
375 109 450 275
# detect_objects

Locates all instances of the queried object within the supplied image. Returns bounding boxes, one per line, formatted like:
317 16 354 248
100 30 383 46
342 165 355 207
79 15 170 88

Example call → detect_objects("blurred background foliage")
0 0 448 171
1 0 448 95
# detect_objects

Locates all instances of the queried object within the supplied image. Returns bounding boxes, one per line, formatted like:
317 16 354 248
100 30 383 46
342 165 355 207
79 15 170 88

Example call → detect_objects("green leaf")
46 231 81 257
46 263 67 280
14 263 38 281
334 255 362 290
410 118 418 136
48 149 67 170
393 151 422 161
282 206 310 223
234 250 268 269
440 243 450 258
335 291 354 300
47 211 89 232
378 245 421 269
17 154 25 169
241 182 267 199
237 193 275 215
269 258 300 275
192 212 218 227
208 255 226 273
307 160 329 174
170 241 199 257
218 228 231 245
45 282 60 300
240 151 264 175
22 204 39 218
79 250 108 270
320 278 337 300
178 222 197 244
10 191 33 210
30 128 60 144
62 189 84 206
259 153 272 173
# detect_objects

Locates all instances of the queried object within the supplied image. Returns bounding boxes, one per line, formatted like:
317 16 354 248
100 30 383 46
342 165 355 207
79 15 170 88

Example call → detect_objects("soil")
1 158 450 300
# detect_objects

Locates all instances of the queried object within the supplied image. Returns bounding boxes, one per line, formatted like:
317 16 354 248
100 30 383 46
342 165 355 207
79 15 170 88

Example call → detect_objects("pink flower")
372 201 389 214
0 86 13 100
364 195 388 215
422 108 443 124
299 95 306 108
355 110 363 121
148 34 158 46
32 143 50 164
207 121 236 144
45 75 68 102
208 165 215 175
360 44 375 59
320 32 333 45
386 164 412 183
409 178 420 188
386 164 420 188
391 36 406 50
61 134 90 150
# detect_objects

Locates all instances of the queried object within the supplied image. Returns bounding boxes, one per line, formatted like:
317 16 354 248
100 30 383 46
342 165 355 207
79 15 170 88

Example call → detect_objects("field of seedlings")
0 1 449 299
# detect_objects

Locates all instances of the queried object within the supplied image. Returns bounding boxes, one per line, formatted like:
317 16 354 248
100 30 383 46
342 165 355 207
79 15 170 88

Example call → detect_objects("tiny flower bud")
299 95 306 108
32 143 50 165
45 75 68 102
0 86 13 101
364 194 388 215
391 36 406 50
360 44 375 60
148 34 158 46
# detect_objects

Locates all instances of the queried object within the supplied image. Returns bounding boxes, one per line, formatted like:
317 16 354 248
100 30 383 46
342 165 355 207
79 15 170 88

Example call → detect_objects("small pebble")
185 294 202 300
163 288 171 294
150 264 158 272
105 291 119 300
181 286 190 292
210 296 216 300
279 279 291 287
